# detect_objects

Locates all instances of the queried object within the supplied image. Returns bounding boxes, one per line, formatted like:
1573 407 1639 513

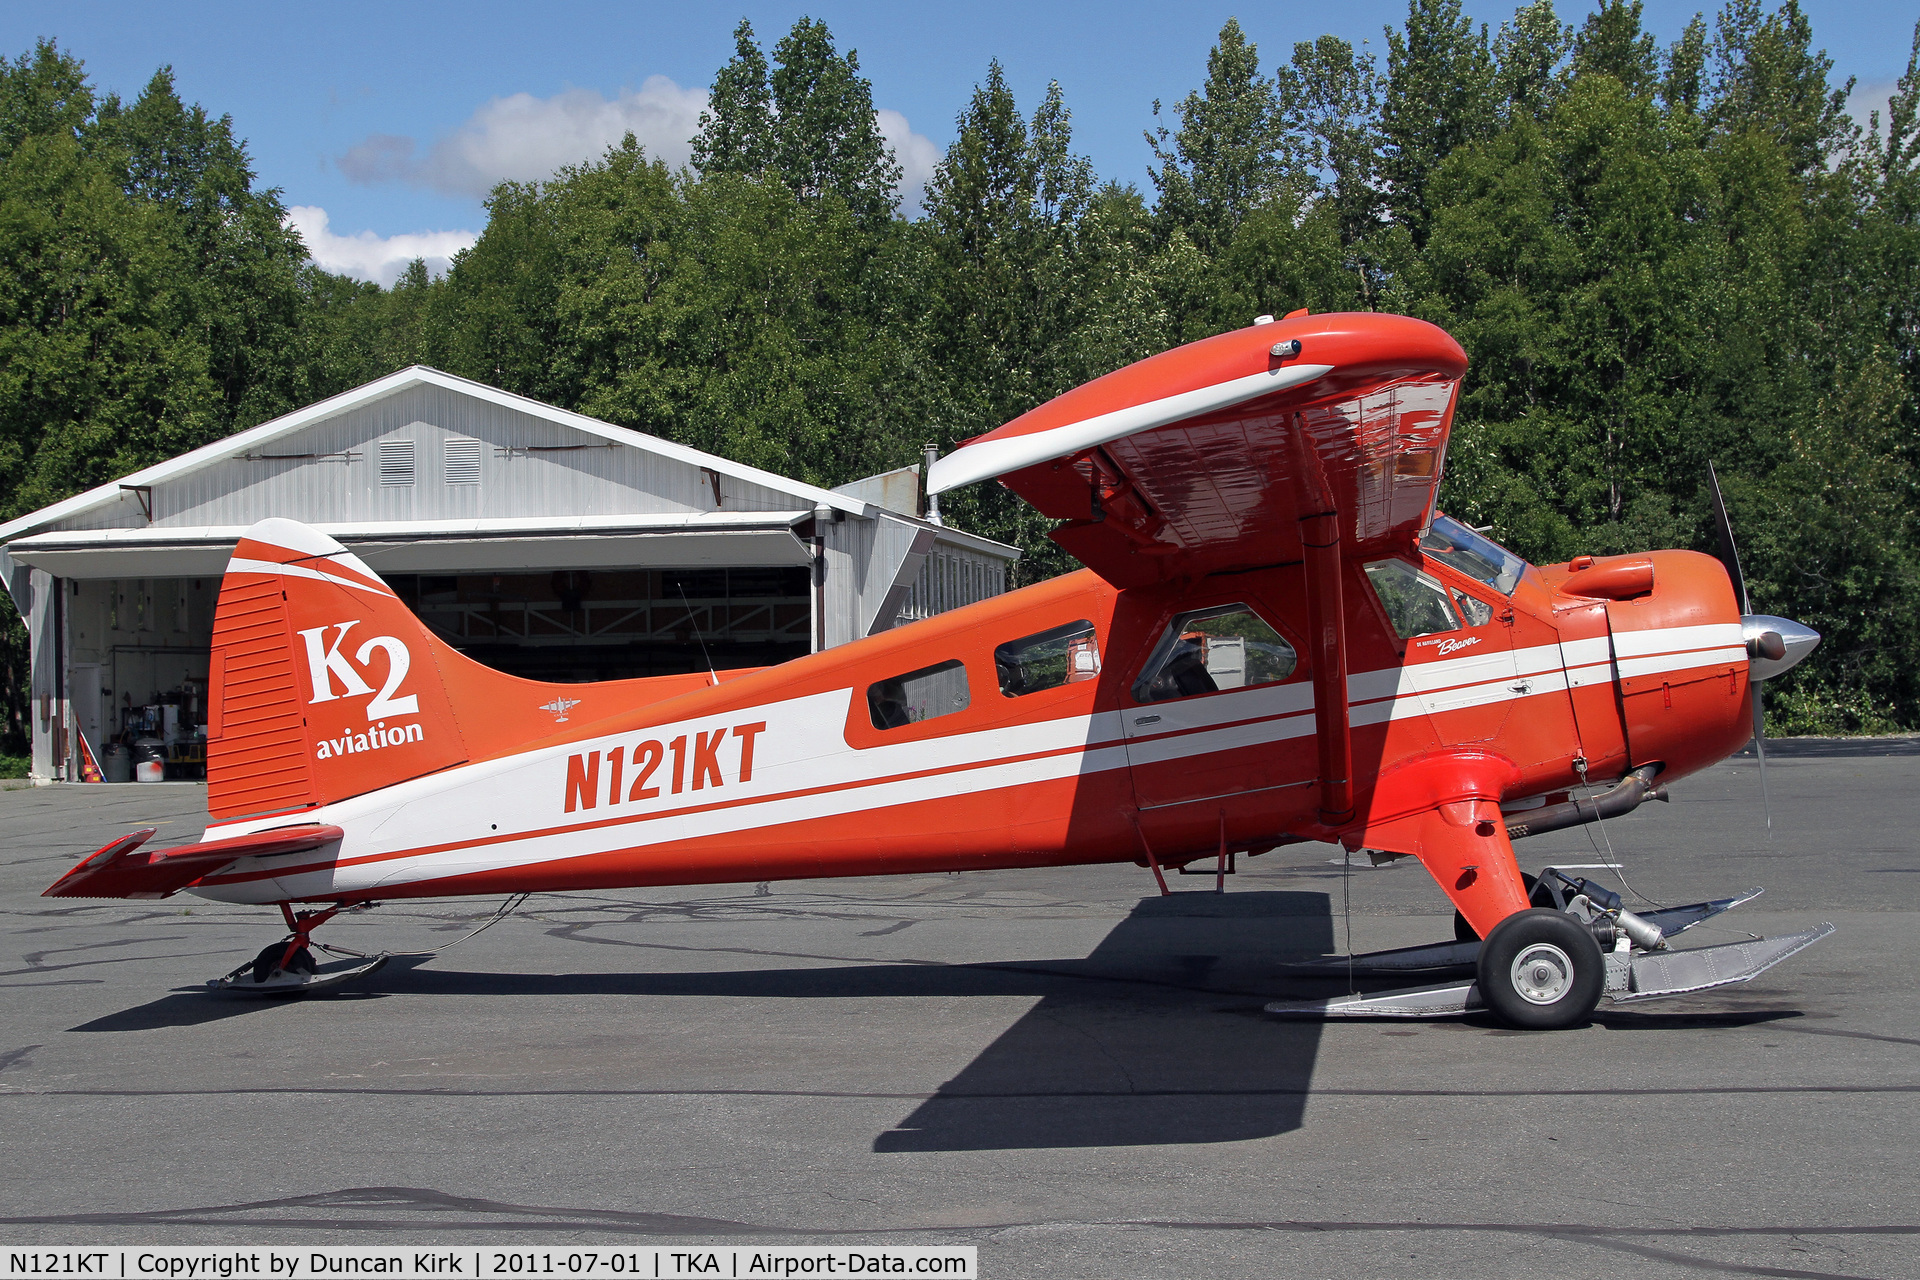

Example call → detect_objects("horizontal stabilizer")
43 825 344 900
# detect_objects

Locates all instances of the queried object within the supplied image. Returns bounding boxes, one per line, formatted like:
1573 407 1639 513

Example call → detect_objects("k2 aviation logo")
298 620 427 760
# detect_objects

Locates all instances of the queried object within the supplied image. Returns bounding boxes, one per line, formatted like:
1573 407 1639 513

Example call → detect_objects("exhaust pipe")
1505 764 1665 841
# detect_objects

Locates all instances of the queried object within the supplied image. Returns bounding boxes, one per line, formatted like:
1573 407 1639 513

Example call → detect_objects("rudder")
208 518 468 820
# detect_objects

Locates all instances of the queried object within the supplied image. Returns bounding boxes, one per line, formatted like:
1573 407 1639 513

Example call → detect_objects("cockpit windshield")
1420 515 1526 596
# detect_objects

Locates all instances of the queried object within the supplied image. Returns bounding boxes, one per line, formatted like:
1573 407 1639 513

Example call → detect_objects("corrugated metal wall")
894 543 1007 627
54 385 802 533
820 514 1009 647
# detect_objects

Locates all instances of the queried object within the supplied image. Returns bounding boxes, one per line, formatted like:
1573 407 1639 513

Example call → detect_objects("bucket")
133 737 165 784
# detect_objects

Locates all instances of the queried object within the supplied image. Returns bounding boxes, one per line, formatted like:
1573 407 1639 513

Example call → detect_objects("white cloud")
340 77 709 198
877 108 940 217
338 77 944 213
285 206 477 287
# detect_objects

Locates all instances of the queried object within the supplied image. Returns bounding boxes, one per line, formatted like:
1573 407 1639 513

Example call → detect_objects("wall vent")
444 436 482 485
378 439 416 486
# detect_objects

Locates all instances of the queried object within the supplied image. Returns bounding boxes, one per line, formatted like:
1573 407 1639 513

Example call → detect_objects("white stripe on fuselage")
191 623 1746 902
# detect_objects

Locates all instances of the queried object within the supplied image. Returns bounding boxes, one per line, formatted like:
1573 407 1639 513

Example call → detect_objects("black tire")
249 941 316 983
1476 908 1605 1030
1453 873 1553 941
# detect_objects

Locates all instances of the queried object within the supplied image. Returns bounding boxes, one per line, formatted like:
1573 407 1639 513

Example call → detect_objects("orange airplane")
45 310 1830 1029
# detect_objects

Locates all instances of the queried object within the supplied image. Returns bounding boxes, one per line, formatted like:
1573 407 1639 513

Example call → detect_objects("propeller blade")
1707 461 1751 615
1753 684 1772 834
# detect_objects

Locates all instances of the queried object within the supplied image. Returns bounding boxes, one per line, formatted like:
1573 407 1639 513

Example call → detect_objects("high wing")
926 311 1468 587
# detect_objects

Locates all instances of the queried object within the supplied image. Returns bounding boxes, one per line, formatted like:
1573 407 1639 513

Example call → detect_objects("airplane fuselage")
187 537 1752 907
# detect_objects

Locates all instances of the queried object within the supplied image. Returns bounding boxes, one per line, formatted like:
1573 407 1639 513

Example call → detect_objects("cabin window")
1420 515 1525 594
1451 588 1495 627
868 659 970 730
1365 558 1461 639
995 619 1100 697
1132 604 1298 704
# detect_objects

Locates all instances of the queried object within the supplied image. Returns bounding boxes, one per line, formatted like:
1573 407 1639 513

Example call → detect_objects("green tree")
691 17 900 227
692 20 773 176
1571 0 1659 98
919 65 1120 579
768 18 900 224
1708 0 1853 178
1493 0 1572 120
1380 0 1498 242
1289 34 1394 305
1147 18 1293 255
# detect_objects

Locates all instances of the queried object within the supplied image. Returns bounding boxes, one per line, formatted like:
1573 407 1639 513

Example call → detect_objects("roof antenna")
676 579 719 687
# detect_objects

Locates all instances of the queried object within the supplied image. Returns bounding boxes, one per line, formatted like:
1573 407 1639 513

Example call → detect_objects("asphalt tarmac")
2 741 1917 1279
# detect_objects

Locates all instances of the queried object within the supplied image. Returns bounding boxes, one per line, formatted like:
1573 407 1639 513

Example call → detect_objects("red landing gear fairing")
46 310 1829 1025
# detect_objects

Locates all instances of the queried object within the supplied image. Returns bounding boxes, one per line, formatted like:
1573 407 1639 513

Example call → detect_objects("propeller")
1707 461 1750 616
1707 463 1821 832
1705 463 1769 827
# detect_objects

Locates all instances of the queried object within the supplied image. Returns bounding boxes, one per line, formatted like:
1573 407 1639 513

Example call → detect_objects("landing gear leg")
210 902 387 997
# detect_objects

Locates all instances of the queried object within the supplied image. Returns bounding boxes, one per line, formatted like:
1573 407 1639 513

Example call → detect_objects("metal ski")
1266 923 1834 1019
1289 885 1766 976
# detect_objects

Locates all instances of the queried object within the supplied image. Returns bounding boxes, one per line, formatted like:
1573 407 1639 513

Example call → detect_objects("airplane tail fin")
208 519 469 820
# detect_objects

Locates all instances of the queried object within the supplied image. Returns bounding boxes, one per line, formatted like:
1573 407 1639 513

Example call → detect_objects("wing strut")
1301 510 1354 825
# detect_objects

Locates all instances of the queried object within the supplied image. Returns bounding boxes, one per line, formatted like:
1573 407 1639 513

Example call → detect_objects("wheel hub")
1510 942 1574 1005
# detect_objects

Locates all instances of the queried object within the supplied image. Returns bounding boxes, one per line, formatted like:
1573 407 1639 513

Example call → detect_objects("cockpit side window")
996 619 1101 697
1451 587 1495 628
1132 604 1298 704
1420 515 1526 595
1364 558 1462 639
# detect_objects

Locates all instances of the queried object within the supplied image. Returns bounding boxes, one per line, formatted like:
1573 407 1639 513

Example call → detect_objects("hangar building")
0 366 1017 784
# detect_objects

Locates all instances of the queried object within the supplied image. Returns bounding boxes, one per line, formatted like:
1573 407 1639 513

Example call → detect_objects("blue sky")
6 1 1914 283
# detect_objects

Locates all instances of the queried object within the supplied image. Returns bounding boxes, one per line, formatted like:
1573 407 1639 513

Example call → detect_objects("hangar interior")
1 366 1017 783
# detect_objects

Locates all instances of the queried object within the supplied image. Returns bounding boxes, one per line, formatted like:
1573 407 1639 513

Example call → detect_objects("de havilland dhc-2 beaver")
45 310 1833 1028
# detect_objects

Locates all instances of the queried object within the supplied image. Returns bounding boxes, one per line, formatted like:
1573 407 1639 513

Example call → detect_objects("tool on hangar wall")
45 310 1830 1027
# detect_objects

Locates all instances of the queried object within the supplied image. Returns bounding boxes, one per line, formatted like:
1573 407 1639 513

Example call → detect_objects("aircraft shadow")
71 989 387 1033
73 892 1340 1153
873 889 1332 1152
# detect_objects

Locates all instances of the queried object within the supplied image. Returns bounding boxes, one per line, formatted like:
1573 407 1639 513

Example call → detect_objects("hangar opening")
392 566 815 682
1 366 1017 784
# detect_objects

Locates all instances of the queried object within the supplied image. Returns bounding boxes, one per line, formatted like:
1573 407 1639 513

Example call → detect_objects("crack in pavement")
1 1186 1913 1280
3 1083 1915 1100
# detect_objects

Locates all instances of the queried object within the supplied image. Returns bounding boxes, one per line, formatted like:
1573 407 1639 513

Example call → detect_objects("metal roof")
0 365 874 545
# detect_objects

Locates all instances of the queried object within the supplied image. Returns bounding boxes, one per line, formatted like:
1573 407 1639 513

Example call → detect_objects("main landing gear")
204 892 527 997
1267 868 1833 1030
208 902 390 997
